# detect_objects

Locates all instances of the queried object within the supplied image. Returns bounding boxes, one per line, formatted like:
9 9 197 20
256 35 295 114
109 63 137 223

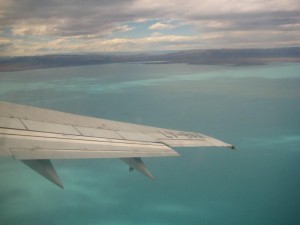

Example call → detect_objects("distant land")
0 47 300 72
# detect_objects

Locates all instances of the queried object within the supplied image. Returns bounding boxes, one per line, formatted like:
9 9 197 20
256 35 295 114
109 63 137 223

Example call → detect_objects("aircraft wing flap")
11 148 179 160
1 128 178 160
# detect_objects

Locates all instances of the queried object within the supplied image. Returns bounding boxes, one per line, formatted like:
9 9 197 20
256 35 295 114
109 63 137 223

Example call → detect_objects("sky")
0 0 300 56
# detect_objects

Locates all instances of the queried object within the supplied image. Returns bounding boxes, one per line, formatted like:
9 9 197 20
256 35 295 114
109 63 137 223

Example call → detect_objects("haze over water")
0 62 299 225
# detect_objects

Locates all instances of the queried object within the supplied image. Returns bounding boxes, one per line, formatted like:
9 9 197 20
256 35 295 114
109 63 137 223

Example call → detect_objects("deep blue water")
0 62 300 225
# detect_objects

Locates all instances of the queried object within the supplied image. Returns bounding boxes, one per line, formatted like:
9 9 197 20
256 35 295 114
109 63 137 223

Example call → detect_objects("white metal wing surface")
0 101 235 188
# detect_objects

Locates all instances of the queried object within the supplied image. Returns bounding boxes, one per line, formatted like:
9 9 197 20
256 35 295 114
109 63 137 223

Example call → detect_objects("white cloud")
149 22 175 30
12 24 56 36
0 38 10 45
206 21 231 29
151 32 163 37
114 25 135 33
2 27 300 56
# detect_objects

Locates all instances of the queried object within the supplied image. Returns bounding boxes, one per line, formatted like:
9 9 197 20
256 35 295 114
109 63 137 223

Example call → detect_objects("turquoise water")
0 63 300 225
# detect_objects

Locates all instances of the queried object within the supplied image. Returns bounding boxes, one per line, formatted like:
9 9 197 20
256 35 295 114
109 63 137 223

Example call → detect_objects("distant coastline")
1 47 300 72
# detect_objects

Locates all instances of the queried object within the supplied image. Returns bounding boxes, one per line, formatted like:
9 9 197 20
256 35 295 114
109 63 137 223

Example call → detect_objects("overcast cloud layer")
0 0 299 56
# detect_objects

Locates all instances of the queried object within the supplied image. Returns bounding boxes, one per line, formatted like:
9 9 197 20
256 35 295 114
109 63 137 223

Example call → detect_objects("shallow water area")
0 62 299 225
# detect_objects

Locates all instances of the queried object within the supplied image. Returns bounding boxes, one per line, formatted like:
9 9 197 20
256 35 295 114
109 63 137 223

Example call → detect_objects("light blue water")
0 63 300 225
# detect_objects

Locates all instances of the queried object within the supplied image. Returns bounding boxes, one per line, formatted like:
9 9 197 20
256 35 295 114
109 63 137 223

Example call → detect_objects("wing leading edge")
0 101 235 188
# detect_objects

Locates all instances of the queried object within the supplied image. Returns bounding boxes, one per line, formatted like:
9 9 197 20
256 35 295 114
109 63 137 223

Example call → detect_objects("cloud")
11 23 56 36
1 0 136 37
114 25 135 33
149 22 175 30
0 38 12 50
0 0 300 55
2 29 300 56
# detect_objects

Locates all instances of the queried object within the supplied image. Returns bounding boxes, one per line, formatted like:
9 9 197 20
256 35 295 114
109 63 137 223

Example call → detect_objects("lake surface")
0 62 300 225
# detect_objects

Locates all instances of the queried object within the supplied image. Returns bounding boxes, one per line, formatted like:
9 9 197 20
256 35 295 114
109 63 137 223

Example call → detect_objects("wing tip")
229 145 238 150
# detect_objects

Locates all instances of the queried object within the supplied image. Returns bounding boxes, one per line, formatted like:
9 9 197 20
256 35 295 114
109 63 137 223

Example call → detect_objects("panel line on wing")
0 128 163 146
1 134 167 150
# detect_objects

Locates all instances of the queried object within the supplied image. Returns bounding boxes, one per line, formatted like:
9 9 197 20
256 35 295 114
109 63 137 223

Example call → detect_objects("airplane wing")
0 101 235 188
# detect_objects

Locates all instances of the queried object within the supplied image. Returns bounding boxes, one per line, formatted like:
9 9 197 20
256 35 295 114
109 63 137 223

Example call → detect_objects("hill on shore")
1 47 300 72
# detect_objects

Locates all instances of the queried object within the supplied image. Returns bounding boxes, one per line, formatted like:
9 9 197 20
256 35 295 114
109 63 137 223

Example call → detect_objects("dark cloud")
1 0 137 37
2 0 300 37
188 10 300 31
